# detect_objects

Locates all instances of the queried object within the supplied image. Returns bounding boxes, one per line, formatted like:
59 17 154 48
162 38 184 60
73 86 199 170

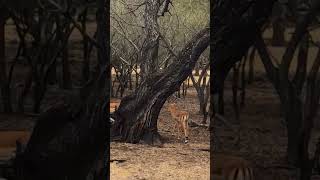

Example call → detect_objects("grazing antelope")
212 153 254 180
168 103 189 144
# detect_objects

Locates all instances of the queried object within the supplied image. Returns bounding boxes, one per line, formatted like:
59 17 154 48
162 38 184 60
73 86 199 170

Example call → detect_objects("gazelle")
168 103 189 144
212 153 254 180
110 98 121 125
110 98 121 113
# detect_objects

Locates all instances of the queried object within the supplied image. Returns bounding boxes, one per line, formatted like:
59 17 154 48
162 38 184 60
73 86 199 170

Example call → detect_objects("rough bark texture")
111 28 209 144
139 0 161 81
271 1 286 46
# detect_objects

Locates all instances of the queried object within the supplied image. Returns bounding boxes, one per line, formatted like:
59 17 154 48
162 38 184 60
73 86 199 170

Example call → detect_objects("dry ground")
214 74 320 180
111 90 210 180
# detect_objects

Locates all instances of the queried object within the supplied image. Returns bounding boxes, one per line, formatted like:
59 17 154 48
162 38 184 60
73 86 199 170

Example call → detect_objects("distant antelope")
110 99 121 125
212 153 254 180
110 98 121 113
168 103 189 144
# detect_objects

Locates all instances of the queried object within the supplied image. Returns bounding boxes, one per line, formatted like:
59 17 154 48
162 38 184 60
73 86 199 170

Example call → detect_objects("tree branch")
255 34 279 87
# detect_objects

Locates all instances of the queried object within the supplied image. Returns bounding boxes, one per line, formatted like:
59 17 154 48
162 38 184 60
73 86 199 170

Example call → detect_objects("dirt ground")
215 74 320 180
110 91 210 180
110 71 320 180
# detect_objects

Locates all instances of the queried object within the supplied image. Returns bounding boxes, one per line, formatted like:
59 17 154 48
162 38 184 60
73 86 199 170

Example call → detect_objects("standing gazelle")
110 98 121 113
110 98 121 125
168 103 190 144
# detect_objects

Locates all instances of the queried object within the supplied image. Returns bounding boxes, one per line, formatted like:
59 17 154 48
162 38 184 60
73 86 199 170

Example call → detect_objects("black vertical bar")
209 0 215 179
100 0 111 179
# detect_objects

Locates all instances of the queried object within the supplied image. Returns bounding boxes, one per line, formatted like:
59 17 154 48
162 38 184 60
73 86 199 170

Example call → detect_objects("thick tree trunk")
240 55 247 106
283 93 303 166
282 91 314 180
0 10 12 113
111 28 209 144
272 18 286 46
248 47 255 84
232 64 240 123
81 8 90 83
271 2 286 46
217 83 224 115
62 25 72 89
139 0 161 81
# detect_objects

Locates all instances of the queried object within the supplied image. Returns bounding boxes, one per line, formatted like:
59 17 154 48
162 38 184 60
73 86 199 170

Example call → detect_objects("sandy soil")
110 92 210 180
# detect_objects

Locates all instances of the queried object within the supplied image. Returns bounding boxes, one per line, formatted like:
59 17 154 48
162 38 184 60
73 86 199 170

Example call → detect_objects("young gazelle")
110 99 121 113
212 153 254 180
110 99 121 125
168 103 190 144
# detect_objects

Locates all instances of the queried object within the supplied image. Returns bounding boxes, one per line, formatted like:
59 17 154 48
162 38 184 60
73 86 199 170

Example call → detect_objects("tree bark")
248 47 255 84
0 9 12 113
271 2 286 46
61 23 72 89
272 18 286 46
139 0 161 81
81 8 90 83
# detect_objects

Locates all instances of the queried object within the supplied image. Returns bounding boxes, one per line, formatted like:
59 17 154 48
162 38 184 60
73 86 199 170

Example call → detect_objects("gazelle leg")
183 117 189 144
178 121 185 142
175 121 180 139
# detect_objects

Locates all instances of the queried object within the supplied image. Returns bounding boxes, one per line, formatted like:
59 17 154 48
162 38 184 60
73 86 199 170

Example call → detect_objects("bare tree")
112 28 209 144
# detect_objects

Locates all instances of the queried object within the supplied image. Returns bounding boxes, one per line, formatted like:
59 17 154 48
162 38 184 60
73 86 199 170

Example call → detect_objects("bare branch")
255 34 279 86
293 34 309 93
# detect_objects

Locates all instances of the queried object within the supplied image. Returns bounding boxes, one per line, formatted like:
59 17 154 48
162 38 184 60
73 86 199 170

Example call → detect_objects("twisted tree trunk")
112 28 209 144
